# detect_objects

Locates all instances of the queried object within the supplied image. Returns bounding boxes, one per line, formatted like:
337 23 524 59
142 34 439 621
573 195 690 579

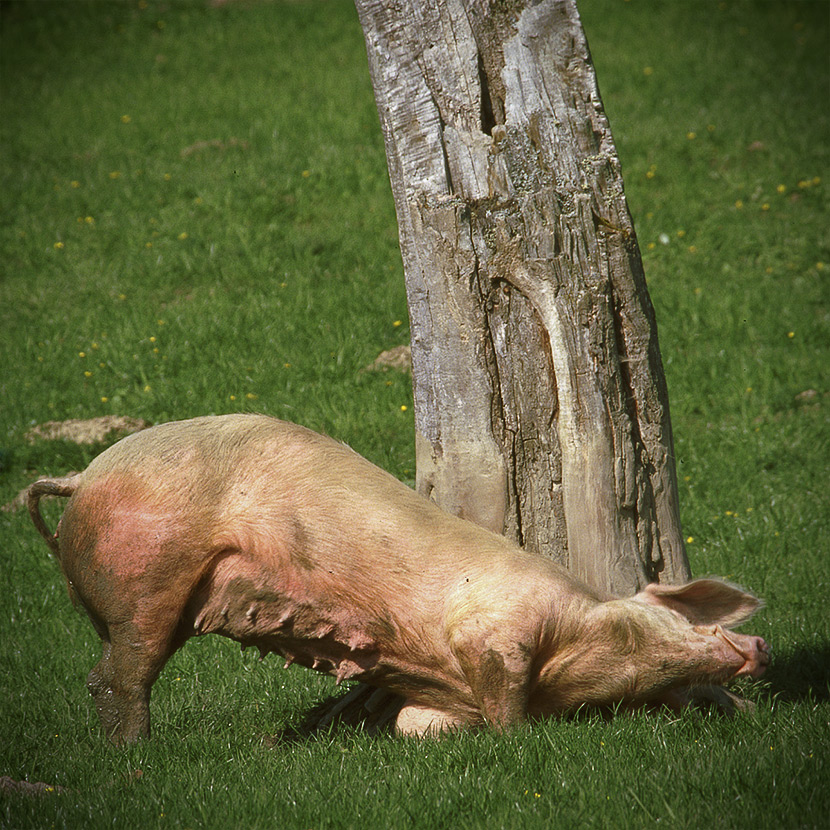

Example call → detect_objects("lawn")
1 1 827 828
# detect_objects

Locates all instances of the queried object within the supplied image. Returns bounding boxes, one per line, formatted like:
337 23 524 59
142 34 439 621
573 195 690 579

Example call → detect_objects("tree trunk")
355 0 690 596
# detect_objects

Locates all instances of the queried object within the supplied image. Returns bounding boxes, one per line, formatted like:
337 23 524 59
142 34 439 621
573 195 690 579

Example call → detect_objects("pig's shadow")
267 685 403 745
267 644 830 745
759 642 830 703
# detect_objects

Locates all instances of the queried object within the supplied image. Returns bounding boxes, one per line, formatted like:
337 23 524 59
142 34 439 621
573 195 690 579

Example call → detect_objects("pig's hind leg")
84 612 182 745
86 635 149 744
60 499 206 743
69 561 195 744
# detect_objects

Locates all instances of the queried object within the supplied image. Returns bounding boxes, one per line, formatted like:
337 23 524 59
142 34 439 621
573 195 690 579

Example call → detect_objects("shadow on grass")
761 643 830 703
266 685 403 745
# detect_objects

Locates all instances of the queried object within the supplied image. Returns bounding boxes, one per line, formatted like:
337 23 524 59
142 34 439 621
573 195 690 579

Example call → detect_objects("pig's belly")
185 566 477 712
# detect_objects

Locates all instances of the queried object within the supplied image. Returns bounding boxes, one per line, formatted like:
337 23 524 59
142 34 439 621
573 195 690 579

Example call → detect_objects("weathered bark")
355 0 690 596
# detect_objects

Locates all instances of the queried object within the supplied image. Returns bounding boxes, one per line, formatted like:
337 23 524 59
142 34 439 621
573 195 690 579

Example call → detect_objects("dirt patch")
0 776 66 796
25 416 151 445
180 137 249 157
3 417 149 512
362 345 412 374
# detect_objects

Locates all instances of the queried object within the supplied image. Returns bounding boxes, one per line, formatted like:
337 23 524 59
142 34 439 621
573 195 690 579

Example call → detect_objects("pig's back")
76 414 527 581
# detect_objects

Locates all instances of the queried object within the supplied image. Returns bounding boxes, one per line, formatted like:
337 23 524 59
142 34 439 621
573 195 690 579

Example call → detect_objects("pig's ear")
635 579 763 627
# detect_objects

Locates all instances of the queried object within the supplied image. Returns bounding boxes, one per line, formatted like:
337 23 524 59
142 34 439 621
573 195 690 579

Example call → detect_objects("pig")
27 414 769 743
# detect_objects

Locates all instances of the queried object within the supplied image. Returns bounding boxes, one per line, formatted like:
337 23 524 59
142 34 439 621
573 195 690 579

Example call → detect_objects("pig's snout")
696 625 770 678
738 634 771 677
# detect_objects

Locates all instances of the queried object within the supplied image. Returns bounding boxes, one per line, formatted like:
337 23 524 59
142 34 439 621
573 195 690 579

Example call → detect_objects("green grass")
1 0 828 827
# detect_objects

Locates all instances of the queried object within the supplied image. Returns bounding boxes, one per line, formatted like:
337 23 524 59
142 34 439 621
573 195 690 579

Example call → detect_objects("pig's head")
618 578 770 689
532 578 770 716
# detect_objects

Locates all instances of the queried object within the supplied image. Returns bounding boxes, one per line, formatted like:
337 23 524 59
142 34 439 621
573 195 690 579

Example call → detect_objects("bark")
355 0 690 596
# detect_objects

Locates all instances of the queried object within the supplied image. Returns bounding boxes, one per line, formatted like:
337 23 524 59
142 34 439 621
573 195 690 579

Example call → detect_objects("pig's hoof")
691 685 756 715
395 703 465 736
657 684 756 715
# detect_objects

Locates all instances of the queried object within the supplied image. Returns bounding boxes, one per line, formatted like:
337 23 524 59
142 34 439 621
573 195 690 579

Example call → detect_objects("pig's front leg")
654 684 757 715
448 624 533 730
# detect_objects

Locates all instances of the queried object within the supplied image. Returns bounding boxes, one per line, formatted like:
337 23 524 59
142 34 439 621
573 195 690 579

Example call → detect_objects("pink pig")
28 415 769 743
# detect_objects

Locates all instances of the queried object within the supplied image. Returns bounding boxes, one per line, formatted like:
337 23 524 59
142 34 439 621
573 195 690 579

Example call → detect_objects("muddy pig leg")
85 620 177 744
59 490 201 744
82 603 186 744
